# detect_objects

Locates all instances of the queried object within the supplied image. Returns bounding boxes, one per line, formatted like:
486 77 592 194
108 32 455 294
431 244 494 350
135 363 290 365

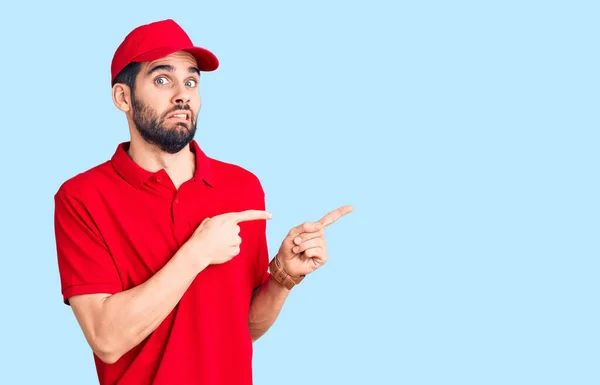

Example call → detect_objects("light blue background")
0 0 598 384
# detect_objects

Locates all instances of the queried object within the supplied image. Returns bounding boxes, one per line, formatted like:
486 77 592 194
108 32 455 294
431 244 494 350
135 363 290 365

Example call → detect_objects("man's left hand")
275 205 353 277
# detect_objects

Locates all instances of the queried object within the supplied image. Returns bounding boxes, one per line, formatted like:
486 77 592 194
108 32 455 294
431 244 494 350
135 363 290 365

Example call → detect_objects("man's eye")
155 77 169 85
186 79 197 87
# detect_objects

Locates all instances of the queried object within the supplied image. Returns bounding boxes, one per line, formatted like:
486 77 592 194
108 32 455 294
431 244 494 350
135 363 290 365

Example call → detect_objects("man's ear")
112 84 132 112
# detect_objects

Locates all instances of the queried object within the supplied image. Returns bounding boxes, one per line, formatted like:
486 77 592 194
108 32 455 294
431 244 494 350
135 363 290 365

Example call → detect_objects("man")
53 19 352 385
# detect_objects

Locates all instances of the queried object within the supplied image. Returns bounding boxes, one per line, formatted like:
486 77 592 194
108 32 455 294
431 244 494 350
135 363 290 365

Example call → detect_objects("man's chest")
92 184 262 289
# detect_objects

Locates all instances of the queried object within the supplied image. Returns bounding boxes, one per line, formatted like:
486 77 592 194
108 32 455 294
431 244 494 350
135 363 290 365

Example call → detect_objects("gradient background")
0 0 598 384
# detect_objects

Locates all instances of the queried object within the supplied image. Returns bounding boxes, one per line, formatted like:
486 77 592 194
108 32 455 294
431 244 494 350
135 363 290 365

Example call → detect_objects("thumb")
194 217 211 235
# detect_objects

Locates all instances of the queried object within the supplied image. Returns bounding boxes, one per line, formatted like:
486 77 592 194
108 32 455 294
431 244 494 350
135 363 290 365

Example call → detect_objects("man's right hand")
185 210 273 266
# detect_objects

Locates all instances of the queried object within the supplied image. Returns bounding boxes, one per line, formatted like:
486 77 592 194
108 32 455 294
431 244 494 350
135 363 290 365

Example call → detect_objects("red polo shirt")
54 140 270 385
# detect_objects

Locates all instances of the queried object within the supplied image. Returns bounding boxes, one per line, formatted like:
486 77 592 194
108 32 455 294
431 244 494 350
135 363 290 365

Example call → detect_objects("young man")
53 19 352 385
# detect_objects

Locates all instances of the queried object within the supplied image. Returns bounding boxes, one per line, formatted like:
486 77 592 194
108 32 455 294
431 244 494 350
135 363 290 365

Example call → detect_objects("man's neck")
127 138 196 189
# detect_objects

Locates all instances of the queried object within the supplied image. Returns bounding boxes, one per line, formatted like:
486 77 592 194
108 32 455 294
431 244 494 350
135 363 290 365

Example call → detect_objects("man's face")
130 51 202 154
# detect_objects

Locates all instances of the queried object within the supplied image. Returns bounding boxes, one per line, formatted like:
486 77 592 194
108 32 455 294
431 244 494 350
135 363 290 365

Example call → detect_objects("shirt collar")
111 140 217 189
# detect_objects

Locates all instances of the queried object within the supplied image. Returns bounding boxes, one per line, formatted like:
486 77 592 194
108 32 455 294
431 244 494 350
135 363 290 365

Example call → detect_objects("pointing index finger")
230 210 273 223
317 205 354 228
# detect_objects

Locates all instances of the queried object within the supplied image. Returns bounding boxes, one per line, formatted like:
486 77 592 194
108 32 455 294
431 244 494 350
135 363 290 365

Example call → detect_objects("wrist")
178 241 211 274
269 255 305 290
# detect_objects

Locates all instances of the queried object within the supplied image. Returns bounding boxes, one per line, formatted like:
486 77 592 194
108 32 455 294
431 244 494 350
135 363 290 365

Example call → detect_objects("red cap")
111 19 219 84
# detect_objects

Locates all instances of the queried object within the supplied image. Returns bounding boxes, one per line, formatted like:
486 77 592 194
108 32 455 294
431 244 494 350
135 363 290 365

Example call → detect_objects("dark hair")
112 62 142 94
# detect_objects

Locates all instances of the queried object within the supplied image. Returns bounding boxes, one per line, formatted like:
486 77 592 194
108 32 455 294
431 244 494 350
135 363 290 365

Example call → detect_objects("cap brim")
132 46 219 71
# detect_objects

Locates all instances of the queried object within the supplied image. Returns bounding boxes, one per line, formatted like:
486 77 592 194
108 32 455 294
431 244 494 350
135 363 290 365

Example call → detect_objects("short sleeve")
253 184 271 289
54 188 123 305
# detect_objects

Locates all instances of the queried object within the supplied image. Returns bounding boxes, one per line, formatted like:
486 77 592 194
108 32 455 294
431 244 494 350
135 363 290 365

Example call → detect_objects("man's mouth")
167 111 191 122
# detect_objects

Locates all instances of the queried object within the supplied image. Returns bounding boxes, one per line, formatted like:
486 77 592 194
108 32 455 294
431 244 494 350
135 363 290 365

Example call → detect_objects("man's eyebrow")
147 64 174 76
146 65 200 76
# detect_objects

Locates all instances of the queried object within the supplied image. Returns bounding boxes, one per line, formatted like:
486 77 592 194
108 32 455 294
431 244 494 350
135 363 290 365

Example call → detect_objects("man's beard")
131 93 197 154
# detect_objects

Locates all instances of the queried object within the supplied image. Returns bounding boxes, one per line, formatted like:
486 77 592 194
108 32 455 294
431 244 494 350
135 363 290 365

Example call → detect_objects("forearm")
248 275 291 342
95 244 208 362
